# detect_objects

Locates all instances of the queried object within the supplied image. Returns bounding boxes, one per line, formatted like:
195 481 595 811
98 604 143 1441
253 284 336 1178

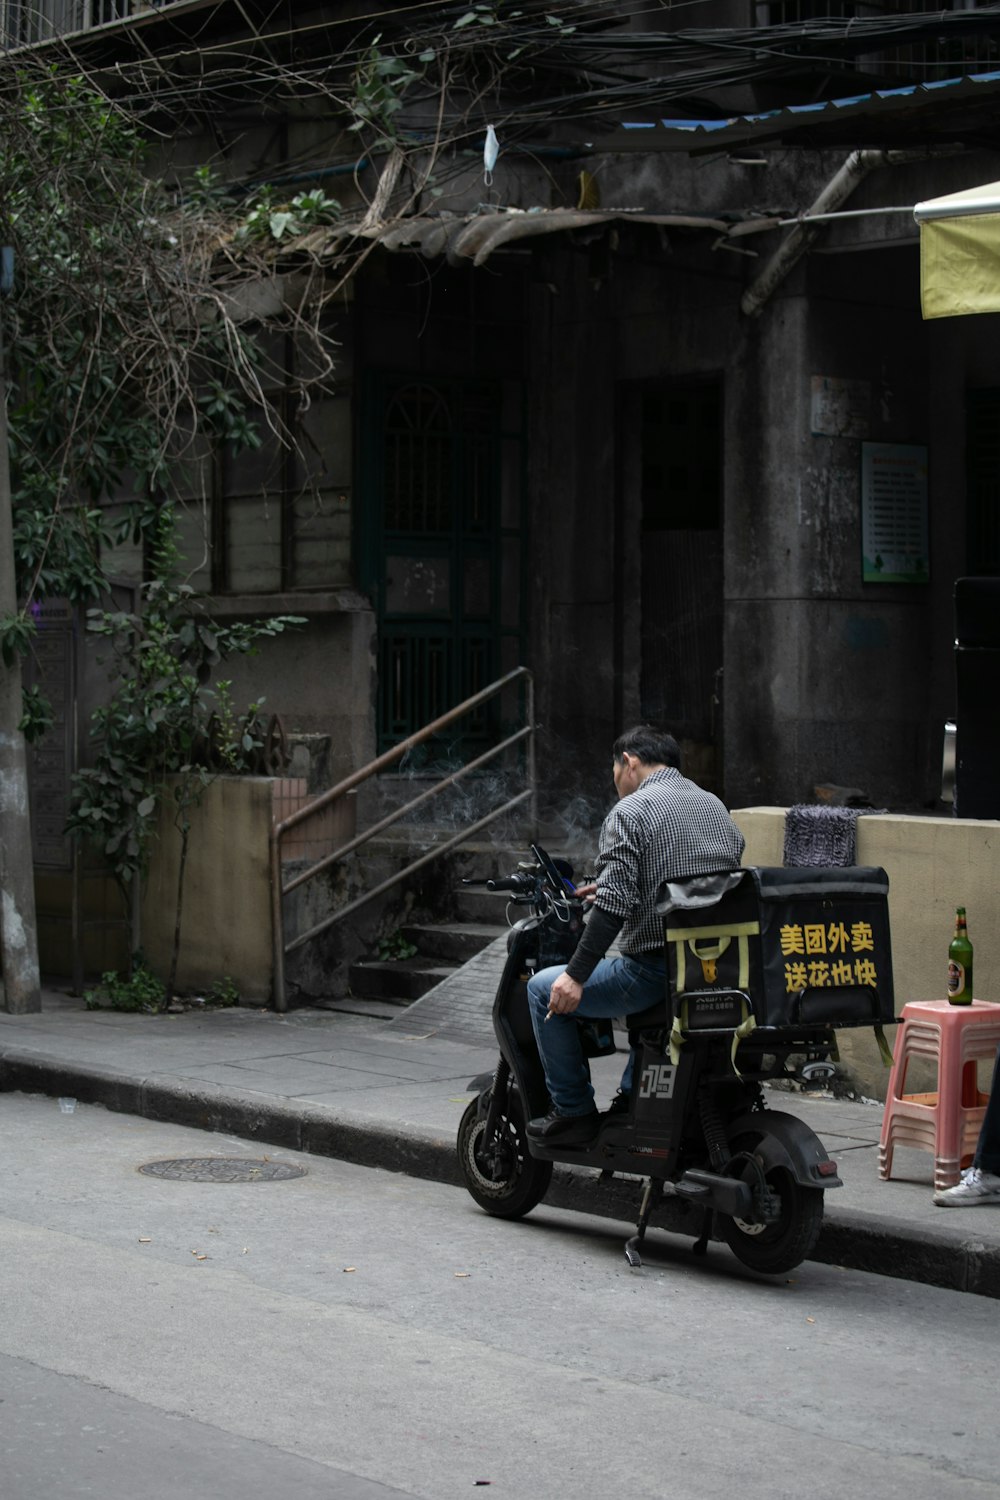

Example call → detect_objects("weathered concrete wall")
522 153 940 813
717 149 1000 814
526 222 746 810
723 239 938 810
525 147 1000 817
206 598 377 781
733 806 1000 1099
97 139 1000 827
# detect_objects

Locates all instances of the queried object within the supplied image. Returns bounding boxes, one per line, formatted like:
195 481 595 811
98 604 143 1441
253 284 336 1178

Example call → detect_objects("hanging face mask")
484 125 499 187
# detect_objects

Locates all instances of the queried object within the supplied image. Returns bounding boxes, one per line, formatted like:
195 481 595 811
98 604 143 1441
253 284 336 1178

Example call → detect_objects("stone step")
348 956 457 1003
314 995 405 1020
401 920 507 963
394 837 593 884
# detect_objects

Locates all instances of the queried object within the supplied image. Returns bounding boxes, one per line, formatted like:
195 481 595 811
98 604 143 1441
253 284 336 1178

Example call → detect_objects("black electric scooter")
457 845 893 1276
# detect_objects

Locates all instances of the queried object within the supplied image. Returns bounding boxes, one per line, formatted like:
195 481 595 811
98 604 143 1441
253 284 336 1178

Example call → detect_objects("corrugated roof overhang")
595 70 1000 155
300 206 732 268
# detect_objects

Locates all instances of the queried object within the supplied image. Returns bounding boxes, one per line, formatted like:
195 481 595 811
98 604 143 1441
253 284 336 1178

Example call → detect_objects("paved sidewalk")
3 986 1000 1298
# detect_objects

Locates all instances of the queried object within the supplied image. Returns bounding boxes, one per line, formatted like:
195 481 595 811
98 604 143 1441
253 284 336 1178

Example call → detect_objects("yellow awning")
914 180 1000 320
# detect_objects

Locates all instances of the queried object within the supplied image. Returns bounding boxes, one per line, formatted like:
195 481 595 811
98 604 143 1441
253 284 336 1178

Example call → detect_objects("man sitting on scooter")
525 725 746 1145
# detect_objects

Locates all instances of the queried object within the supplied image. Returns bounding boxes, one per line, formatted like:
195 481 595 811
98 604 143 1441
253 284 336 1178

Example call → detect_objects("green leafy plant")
376 929 418 962
84 962 166 1013
206 975 240 1007
0 610 37 667
70 572 303 884
211 681 266 773
2 70 266 551
236 186 342 243
18 684 55 744
349 37 434 142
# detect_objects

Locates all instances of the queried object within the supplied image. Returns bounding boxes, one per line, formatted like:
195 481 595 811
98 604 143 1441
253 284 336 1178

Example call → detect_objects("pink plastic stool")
879 1000 1000 1191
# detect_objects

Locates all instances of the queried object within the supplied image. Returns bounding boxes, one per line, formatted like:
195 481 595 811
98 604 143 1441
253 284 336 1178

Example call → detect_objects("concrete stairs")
315 832 597 1022
320 885 512 1021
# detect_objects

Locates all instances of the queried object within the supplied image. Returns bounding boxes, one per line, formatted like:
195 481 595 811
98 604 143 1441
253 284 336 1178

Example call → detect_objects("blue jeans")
527 955 666 1117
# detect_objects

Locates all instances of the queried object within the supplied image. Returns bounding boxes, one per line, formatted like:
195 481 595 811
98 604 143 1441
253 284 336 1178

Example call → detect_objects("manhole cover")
138 1157 307 1183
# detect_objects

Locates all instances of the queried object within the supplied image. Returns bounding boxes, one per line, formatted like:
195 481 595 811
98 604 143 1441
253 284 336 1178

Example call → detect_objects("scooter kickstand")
624 1178 662 1268
692 1208 712 1257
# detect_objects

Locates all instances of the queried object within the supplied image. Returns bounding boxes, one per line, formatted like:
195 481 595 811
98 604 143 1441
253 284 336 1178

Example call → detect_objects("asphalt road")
2 1091 999 1500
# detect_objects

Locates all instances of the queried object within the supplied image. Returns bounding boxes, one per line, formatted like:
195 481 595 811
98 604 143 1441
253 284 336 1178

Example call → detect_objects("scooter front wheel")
720 1138 824 1276
458 1093 553 1219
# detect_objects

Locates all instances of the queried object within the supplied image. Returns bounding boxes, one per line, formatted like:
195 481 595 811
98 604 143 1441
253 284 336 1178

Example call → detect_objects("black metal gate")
360 374 524 755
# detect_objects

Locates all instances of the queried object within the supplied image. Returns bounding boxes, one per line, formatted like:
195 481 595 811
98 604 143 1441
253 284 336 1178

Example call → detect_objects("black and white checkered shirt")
594 767 745 957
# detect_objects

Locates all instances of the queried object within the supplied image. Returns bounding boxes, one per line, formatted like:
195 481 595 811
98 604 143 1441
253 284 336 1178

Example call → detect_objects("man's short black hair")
613 725 681 769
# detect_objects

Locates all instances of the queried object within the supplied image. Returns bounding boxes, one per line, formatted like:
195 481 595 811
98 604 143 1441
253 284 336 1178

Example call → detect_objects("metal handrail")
269 665 536 1009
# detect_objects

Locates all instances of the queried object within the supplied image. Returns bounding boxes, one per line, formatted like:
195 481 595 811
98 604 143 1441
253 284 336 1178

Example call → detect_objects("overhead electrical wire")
1 0 998 152
1 5 992 88
6 1 998 94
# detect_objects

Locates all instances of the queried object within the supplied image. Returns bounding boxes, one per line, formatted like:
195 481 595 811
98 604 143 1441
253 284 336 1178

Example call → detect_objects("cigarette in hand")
545 1008 555 1022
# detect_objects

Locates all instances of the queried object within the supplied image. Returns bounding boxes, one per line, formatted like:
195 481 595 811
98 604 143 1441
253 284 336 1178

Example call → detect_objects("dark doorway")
967 388 1000 574
637 380 723 790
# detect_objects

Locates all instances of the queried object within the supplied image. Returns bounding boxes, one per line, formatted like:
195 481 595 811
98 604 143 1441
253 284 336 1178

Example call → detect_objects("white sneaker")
934 1167 1000 1207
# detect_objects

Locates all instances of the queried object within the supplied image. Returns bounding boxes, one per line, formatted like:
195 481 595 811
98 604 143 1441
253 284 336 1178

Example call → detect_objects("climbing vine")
0 65 338 738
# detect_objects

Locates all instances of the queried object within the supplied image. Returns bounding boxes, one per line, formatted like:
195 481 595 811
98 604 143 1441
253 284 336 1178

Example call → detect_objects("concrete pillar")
0 325 41 1013
724 272 934 811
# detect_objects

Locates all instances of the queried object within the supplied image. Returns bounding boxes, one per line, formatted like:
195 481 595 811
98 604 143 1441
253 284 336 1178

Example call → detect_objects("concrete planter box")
140 775 280 1004
141 775 364 1006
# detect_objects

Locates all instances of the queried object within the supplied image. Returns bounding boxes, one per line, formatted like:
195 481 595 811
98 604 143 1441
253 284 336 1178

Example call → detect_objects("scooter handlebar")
485 873 536 894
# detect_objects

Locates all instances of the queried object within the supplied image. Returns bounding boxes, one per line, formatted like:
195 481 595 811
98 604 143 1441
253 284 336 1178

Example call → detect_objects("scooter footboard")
725 1108 843 1190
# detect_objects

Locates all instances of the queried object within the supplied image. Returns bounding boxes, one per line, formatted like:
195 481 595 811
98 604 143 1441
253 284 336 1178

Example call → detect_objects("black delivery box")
655 866 894 1029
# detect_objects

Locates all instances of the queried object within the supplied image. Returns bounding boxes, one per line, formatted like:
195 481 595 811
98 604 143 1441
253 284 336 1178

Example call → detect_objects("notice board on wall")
861 443 930 584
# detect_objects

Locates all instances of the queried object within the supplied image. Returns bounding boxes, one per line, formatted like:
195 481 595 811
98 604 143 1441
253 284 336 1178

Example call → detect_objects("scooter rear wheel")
458 1093 552 1219
720 1140 824 1276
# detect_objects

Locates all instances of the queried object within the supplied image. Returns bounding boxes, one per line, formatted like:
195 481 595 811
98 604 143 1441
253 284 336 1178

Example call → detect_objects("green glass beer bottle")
947 907 974 1005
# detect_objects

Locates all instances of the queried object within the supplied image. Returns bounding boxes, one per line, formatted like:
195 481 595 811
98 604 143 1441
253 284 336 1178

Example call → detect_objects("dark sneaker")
526 1109 600 1145
605 1091 630 1117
